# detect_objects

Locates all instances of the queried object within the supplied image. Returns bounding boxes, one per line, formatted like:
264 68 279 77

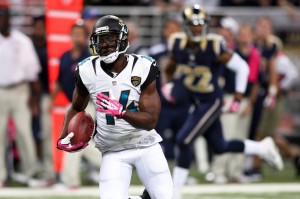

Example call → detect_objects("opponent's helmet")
90 15 129 64
182 4 210 42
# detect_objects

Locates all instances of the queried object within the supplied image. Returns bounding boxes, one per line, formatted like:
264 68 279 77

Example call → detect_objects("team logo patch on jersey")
131 76 141 87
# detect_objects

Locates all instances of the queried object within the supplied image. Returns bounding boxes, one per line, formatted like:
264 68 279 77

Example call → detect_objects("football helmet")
90 15 129 64
182 4 210 42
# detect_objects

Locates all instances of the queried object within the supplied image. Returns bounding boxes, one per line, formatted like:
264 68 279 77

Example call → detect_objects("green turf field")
1 192 300 199
1 160 299 199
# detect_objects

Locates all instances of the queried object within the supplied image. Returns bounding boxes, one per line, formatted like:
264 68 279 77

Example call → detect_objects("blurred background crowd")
1 0 300 189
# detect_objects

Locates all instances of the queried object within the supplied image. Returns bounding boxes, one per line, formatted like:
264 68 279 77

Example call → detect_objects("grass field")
1 193 300 199
1 161 299 199
1 184 300 199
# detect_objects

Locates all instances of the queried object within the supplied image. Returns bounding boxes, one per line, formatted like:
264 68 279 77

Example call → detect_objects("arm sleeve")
226 52 250 93
276 55 298 90
74 66 89 94
141 60 160 90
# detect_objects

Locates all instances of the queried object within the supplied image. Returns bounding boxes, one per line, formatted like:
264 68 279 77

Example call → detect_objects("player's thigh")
99 151 132 199
135 144 173 199
177 99 222 145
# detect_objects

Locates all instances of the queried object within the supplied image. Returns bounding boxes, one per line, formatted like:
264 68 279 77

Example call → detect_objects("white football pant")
99 143 173 199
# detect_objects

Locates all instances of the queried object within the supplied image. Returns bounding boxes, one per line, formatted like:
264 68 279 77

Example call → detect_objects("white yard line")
0 183 300 197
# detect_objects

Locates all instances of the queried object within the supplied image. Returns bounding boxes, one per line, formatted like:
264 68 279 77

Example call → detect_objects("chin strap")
100 44 130 64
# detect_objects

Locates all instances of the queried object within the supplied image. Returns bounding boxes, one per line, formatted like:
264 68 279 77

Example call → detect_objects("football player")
161 5 283 199
56 15 173 199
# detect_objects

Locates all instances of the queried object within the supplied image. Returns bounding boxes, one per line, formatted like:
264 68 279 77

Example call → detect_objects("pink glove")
96 93 126 117
223 99 240 113
263 95 276 110
161 82 175 104
57 133 88 153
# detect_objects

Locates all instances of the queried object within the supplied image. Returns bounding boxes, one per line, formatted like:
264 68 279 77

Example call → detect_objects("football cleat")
128 197 142 199
260 137 284 171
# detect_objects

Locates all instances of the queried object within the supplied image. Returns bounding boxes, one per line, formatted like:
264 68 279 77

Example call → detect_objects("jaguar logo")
131 76 141 87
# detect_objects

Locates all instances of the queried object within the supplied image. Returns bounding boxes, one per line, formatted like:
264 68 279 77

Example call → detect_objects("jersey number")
102 90 138 125
178 65 214 93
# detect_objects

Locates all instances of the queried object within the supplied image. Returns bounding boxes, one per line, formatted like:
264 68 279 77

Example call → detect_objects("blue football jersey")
169 32 227 102
149 42 192 107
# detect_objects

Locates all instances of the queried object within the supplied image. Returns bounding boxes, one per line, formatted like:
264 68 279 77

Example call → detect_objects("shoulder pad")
206 33 224 41
77 56 97 70
76 56 98 85
135 54 155 66
133 55 158 71
168 32 187 51
207 33 226 55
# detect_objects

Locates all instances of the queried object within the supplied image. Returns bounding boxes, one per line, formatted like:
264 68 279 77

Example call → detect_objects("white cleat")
128 196 142 199
261 137 284 171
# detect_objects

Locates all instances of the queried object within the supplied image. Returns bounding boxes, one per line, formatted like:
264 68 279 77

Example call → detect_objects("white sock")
244 139 264 157
173 166 189 188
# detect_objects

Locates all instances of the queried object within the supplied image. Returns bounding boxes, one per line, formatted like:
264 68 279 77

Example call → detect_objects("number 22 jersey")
169 32 227 102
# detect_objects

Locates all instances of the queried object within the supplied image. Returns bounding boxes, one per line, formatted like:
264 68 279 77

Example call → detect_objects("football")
67 111 95 145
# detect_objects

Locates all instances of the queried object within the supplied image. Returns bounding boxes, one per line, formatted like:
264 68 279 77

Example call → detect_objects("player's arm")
218 51 249 101
57 68 90 152
59 86 90 139
122 81 160 131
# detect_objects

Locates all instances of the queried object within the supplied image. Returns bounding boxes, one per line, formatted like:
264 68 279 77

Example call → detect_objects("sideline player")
162 5 283 199
56 15 173 199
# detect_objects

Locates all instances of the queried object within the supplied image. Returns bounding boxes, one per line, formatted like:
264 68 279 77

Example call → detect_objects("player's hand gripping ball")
67 111 95 145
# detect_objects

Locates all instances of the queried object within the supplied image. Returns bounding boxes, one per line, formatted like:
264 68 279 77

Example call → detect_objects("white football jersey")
77 54 162 153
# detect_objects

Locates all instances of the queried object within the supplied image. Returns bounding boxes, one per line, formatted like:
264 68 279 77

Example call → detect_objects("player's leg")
173 99 223 199
135 144 173 199
99 151 132 199
204 117 283 171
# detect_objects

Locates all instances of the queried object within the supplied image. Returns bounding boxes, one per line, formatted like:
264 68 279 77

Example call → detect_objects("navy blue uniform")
149 42 191 159
170 33 244 168
249 35 281 140
58 48 91 101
